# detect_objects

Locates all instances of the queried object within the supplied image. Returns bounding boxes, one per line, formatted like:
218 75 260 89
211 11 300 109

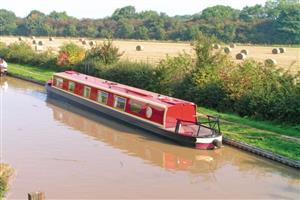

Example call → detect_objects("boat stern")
195 135 222 150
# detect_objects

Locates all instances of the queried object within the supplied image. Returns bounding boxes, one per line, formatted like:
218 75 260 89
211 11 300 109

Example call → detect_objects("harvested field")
0 36 299 73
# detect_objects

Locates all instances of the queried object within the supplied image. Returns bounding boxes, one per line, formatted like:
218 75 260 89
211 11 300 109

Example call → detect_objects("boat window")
114 96 126 110
55 77 63 88
68 81 75 92
84 86 91 98
97 91 108 104
130 100 144 113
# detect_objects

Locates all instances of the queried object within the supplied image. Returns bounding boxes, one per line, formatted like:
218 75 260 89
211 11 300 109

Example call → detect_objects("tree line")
0 0 299 44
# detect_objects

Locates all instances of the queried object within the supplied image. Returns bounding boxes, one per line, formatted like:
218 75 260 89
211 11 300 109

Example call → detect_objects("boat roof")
54 71 195 108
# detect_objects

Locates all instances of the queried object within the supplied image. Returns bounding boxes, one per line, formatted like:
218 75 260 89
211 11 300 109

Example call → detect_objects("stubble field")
1 36 299 73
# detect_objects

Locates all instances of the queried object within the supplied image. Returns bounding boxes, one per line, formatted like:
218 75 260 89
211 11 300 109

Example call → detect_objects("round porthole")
146 106 153 118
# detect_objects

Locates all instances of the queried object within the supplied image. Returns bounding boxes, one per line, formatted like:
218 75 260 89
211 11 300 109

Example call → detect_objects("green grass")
8 63 55 82
7 62 300 161
198 107 300 161
198 107 300 138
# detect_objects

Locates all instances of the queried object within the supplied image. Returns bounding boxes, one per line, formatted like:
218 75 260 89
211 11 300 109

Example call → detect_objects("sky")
1 0 267 19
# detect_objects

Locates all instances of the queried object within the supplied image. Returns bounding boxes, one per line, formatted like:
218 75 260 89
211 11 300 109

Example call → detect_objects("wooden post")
28 192 45 200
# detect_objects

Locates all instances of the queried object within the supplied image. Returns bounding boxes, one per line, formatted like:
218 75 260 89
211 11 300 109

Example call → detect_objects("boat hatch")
174 115 221 137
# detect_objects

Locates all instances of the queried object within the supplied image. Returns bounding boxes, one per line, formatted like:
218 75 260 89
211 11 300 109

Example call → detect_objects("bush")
224 60 300 123
5 42 35 64
57 43 85 66
178 34 300 123
30 49 57 68
177 34 232 110
156 53 194 96
0 42 7 58
84 39 123 65
100 61 159 91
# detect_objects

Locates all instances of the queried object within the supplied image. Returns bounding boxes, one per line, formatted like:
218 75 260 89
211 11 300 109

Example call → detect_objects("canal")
1 77 299 199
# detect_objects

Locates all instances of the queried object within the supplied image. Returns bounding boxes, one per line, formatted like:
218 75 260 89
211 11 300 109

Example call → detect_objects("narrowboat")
46 71 222 149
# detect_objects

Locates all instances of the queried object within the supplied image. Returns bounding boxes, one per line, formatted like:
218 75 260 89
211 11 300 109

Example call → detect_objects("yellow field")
1 36 299 73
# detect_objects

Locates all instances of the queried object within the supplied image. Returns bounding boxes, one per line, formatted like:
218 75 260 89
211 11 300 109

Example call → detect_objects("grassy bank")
8 63 55 82
198 108 300 160
7 63 300 161
0 164 13 198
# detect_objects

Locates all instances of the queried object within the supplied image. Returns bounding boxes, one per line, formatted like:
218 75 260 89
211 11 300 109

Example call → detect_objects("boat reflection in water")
47 98 224 174
47 98 300 181
3 77 299 199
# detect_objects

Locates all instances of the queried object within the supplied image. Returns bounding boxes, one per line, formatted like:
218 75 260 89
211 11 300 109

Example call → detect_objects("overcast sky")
2 0 267 19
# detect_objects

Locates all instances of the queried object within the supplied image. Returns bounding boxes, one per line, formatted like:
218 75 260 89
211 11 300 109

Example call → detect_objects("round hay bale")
265 58 277 65
224 47 232 54
213 44 221 49
49 37 54 41
236 53 246 60
279 47 286 53
89 41 96 46
38 41 44 46
240 49 249 55
31 36 35 40
32 40 37 44
229 43 236 48
136 45 144 51
79 38 85 42
272 48 280 54
82 40 87 45
18 37 24 41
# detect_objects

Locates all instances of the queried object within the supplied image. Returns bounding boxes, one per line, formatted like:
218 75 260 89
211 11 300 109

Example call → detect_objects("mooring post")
28 192 45 200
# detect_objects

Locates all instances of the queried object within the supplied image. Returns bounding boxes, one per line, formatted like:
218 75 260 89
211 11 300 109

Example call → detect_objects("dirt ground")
0 36 299 73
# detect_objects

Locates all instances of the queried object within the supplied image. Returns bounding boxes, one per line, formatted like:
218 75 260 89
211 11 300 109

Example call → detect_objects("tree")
0 9 17 35
264 0 300 19
273 3 300 43
63 24 77 37
112 6 136 20
151 26 166 40
77 19 97 37
23 10 46 35
239 5 266 21
134 26 149 40
200 5 239 21
115 20 134 38
48 11 76 36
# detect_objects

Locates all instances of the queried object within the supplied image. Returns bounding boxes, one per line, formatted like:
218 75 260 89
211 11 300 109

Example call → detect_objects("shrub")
5 42 35 64
156 53 194 96
178 34 232 110
57 43 85 66
84 39 123 65
30 49 57 68
0 42 8 59
100 61 159 91
179 34 300 123
225 60 300 123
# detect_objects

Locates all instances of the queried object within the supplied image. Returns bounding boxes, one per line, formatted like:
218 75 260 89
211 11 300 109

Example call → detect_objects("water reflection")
47 98 223 174
1 77 46 101
3 77 300 199
47 98 300 180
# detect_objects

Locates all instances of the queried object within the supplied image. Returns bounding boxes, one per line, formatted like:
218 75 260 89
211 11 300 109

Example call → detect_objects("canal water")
1 77 299 199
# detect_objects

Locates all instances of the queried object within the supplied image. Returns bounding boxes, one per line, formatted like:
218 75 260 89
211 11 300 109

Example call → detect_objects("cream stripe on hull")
52 85 165 128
